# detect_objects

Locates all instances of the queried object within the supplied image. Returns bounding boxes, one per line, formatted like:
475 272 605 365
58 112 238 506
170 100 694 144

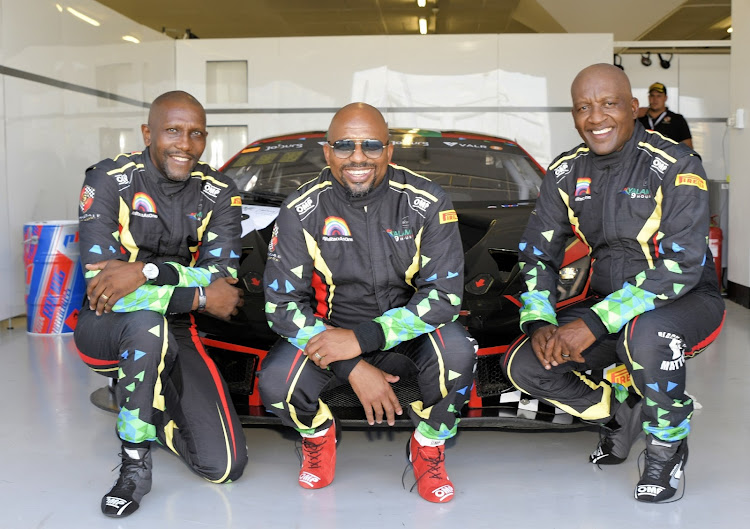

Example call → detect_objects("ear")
141 124 151 146
384 142 394 164
323 142 332 166
630 98 639 118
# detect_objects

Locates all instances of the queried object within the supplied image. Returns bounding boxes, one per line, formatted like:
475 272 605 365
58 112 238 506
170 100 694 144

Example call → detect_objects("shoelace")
401 445 446 493
110 451 149 491
296 437 327 469
636 449 687 503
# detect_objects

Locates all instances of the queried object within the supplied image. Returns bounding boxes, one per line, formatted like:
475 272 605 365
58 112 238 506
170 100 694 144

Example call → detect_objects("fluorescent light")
66 7 100 27
56 4 63 12
417 0 427 7
418 17 427 35
727 27 733 33
122 35 141 44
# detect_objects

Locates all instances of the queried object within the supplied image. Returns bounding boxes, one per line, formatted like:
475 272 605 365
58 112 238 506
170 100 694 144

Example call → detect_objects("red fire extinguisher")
708 215 722 289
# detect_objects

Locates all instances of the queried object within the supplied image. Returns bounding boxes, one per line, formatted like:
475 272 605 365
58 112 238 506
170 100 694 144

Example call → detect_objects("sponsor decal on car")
439 210 458 223
80 185 95 213
443 142 487 149
675 173 707 191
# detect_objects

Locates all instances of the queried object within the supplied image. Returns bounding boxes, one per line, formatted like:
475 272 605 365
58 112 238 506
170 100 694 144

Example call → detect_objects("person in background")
74 90 248 518
503 64 724 503
259 102 476 503
638 82 693 148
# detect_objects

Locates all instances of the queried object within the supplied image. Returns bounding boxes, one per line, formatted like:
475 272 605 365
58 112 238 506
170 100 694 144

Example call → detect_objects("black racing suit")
74 148 247 482
259 165 477 439
503 122 724 442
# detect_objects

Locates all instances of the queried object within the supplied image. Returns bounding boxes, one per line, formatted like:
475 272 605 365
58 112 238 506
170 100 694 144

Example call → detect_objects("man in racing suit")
502 64 724 502
74 91 248 517
259 103 476 503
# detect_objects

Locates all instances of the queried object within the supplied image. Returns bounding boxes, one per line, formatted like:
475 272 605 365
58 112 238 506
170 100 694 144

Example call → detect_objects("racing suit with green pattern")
74 148 247 482
503 122 724 442
259 165 477 440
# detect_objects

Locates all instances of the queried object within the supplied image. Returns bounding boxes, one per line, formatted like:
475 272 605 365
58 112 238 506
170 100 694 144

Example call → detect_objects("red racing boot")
408 431 455 503
298 423 337 489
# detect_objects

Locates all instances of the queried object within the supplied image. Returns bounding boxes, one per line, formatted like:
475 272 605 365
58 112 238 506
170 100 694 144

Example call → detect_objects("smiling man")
502 64 724 502
259 103 476 503
74 91 247 517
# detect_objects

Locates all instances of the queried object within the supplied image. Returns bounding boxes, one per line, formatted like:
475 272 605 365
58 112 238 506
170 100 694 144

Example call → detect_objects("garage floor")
1 300 748 529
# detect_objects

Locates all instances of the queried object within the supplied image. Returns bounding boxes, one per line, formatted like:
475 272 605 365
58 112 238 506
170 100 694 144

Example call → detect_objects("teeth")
592 127 612 135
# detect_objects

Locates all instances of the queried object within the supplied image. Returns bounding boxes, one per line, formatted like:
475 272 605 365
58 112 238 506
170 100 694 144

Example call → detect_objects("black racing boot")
635 434 688 503
590 395 643 465
101 445 153 517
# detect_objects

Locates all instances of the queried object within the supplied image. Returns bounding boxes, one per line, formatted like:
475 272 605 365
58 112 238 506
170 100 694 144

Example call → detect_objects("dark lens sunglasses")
327 139 388 159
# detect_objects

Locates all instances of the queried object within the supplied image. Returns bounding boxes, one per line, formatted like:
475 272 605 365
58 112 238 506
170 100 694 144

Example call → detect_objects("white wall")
0 0 174 320
176 34 614 169
728 1 750 294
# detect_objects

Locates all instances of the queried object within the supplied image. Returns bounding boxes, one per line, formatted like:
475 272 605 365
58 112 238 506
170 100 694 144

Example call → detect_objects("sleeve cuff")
166 287 196 314
522 320 550 337
329 357 362 381
580 309 609 340
353 321 385 353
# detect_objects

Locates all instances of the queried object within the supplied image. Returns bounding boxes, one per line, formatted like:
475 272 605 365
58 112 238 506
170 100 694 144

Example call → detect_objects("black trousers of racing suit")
259 322 477 439
502 286 724 443
75 307 247 483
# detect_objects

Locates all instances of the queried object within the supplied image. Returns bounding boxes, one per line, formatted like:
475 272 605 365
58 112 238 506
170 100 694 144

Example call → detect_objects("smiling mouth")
592 127 613 136
343 166 375 181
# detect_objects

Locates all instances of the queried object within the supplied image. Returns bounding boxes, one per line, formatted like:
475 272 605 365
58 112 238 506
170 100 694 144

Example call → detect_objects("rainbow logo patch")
132 192 157 213
323 216 351 236
575 177 591 196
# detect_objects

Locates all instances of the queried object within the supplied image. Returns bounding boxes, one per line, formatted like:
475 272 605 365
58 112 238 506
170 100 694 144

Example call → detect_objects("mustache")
342 162 376 170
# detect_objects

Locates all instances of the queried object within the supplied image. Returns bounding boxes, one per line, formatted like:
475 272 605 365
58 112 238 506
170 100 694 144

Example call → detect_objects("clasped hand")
531 318 595 370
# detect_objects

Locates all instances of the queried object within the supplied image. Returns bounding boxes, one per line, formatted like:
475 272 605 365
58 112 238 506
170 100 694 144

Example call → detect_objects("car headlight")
557 256 590 301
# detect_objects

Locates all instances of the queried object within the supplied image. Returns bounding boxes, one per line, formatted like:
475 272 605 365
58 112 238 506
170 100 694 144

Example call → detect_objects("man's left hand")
85 260 146 315
305 328 362 368
543 318 596 366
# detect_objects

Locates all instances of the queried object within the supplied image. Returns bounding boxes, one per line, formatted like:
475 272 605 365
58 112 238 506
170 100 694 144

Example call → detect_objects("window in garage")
206 61 248 104
205 125 248 169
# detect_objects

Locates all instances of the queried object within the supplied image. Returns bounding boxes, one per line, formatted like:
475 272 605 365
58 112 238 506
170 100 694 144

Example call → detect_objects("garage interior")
0 1 747 527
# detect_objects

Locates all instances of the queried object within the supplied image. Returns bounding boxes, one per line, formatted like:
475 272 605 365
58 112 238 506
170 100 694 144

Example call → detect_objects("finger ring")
561 353 570 358
314 352 322 360
100 294 109 301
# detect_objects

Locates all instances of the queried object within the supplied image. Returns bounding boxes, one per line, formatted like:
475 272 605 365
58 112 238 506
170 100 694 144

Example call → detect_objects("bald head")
148 90 205 128
327 102 388 141
570 63 638 155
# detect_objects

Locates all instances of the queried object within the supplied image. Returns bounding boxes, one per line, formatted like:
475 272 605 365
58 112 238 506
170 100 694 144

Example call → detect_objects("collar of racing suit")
142 146 193 197
327 164 392 207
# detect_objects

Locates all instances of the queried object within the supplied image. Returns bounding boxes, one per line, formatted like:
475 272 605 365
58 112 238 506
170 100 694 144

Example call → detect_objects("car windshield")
223 132 544 205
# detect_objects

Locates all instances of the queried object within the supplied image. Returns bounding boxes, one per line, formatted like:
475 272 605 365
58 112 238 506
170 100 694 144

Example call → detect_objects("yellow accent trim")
163 420 179 455
559 189 591 250
388 180 438 202
390 163 433 182
636 187 663 268
195 171 229 187
204 402 232 483
428 332 448 398
118 197 139 261
188 210 213 266
152 317 168 411
622 321 644 398
287 181 332 209
90 366 119 373
637 141 677 163
548 147 589 171
106 160 143 175
304 229 335 319
286 356 334 430
409 400 433 420
643 129 678 145
404 227 422 289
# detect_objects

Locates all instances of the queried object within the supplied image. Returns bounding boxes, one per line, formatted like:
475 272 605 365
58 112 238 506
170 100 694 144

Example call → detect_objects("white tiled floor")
1 301 749 529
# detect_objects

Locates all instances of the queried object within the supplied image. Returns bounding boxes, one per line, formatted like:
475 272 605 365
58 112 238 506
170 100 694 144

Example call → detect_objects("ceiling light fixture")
56 4 63 12
417 0 427 7
66 7 100 26
727 27 733 33
122 35 141 44
418 17 427 35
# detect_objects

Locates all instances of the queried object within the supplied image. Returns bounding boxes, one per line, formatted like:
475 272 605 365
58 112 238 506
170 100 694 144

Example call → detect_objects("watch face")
143 263 159 280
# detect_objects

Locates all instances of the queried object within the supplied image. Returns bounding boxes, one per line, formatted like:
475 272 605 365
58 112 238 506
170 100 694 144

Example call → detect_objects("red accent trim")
503 295 522 308
436 328 445 348
311 271 329 320
286 349 305 384
503 335 525 368
188 319 238 459
688 310 726 355
477 345 508 356
629 315 640 340
77 350 118 367
653 233 660 258
200 338 267 356
560 239 589 265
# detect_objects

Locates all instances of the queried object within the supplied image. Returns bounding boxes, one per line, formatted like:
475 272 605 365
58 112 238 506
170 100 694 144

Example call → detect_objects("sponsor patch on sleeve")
675 173 707 191
231 196 242 206
439 209 458 224
79 185 95 213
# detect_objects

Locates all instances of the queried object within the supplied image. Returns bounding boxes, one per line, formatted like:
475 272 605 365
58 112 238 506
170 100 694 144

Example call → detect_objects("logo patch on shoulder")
675 173 707 191
230 196 242 206
439 210 458 223
80 185 95 213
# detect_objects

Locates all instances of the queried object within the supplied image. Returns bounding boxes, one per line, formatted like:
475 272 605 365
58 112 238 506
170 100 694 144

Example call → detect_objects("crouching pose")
259 102 476 503
503 64 724 503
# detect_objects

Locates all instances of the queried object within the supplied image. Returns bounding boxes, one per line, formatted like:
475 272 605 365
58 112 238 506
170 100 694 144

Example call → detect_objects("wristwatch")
142 263 159 282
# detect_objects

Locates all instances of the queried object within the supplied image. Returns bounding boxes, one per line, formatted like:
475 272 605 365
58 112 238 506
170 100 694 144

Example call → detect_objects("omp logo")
636 485 665 497
299 472 321 487
432 485 454 502
295 197 314 215
115 173 131 186
554 162 571 177
675 173 707 191
202 182 221 199
104 496 130 509
651 157 669 174
439 210 458 223
413 197 430 212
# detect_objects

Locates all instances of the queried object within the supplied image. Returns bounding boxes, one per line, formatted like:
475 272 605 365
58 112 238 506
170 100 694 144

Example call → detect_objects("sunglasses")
327 139 388 159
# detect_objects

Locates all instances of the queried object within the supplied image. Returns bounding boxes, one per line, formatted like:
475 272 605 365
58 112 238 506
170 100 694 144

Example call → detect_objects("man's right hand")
348 361 403 426
530 324 559 370
201 277 244 320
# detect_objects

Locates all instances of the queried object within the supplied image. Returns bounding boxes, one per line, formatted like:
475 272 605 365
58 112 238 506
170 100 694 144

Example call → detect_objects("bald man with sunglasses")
258 103 476 503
